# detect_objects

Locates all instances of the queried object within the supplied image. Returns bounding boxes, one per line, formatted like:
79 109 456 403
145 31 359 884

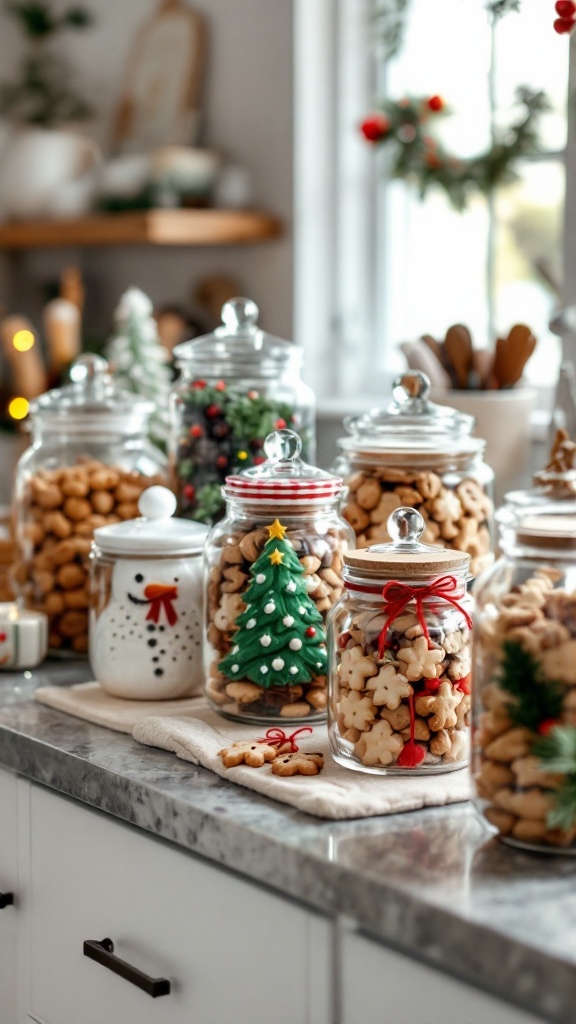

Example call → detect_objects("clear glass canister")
333 371 494 577
12 354 166 655
328 507 472 774
204 429 354 723
90 487 208 700
170 297 316 525
500 427 576 525
473 511 576 853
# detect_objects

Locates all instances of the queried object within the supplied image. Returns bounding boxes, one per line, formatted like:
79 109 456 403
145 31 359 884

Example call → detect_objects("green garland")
496 640 576 832
361 87 548 211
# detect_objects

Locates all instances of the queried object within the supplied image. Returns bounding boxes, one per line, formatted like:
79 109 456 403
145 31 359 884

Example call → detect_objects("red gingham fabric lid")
224 429 342 506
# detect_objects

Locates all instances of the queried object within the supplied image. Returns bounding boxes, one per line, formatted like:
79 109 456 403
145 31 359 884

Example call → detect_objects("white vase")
432 386 538 505
0 127 101 220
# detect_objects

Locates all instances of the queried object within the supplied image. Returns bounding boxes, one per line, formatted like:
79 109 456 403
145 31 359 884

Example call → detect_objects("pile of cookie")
331 607 471 770
219 737 324 776
12 459 164 652
341 467 492 576
475 569 576 848
206 523 349 718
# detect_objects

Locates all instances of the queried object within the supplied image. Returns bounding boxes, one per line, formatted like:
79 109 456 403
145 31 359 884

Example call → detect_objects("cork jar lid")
515 514 576 550
343 507 470 580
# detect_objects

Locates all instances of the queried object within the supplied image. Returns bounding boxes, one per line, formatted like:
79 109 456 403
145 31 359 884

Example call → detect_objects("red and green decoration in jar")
174 379 309 524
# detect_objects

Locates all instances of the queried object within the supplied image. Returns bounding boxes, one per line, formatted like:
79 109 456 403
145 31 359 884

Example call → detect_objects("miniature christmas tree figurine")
105 287 171 450
219 519 328 688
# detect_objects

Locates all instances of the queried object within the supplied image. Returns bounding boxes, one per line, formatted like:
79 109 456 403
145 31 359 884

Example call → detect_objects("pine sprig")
533 726 576 832
496 639 564 729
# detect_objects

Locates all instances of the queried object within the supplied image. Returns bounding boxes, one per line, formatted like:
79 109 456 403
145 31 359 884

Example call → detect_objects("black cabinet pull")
83 938 171 998
0 892 13 909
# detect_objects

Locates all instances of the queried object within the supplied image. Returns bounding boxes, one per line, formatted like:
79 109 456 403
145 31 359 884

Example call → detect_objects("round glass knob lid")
387 507 425 546
138 486 177 520
392 371 431 405
69 353 109 385
263 428 302 463
221 297 259 333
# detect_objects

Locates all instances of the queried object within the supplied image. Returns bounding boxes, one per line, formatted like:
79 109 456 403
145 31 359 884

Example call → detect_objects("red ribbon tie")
144 583 179 627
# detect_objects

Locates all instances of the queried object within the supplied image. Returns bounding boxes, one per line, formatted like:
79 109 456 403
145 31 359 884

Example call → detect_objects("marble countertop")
0 662 575 1023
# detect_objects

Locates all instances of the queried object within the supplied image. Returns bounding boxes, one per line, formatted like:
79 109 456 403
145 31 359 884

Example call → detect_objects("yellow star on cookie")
267 519 287 540
269 548 284 565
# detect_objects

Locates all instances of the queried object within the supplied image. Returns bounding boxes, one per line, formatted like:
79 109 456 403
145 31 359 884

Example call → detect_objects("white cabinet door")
30 784 332 1024
0 767 18 1024
340 930 545 1024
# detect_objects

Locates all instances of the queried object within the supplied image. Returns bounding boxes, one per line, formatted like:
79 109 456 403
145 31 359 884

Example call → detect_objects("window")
294 0 568 401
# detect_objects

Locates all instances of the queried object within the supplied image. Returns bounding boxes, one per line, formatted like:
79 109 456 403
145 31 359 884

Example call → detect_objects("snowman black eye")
174 577 179 583
135 574 144 583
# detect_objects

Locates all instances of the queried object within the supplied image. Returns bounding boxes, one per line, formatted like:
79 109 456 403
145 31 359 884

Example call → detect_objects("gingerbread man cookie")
219 740 278 768
271 752 324 776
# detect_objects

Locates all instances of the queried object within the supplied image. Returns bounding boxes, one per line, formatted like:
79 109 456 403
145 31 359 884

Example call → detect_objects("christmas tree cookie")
217 520 328 720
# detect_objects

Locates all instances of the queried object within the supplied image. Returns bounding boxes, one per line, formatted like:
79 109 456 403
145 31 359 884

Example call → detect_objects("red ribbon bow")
258 726 313 752
378 575 472 658
144 584 179 627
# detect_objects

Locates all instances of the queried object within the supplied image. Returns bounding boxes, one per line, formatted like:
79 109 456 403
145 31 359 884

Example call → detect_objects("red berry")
247 390 259 400
206 404 222 418
538 718 560 737
427 94 444 112
216 455 228 469
305 626 316 638
183 485 195 501
253 455 266 465
275 418 287 429
360 114 391 142
0 632 6 643
192 379 207 390
190 424 203 438
554 16 575 31
556 0 576 15
215 380 226 391
338 631 351 648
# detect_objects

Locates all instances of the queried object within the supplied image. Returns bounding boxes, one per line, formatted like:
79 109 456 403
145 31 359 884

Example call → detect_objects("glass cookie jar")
90 486 208 700
328 507 472 775
170 297 315 525
11 354 166 655
473 512 576 854
204 429 354 723
333 371 494 577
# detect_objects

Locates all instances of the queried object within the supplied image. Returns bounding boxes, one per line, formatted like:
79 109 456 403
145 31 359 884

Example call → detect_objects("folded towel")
35 681 471 820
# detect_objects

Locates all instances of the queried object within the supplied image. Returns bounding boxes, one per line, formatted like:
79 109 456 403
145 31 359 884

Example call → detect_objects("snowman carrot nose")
144 583 179 626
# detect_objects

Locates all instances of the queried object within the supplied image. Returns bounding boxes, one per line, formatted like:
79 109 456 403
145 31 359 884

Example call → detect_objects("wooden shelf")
0 208 282 249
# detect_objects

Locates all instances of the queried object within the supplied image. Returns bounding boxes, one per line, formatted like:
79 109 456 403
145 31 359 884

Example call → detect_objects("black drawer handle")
83 938 171 998
0 892 13 909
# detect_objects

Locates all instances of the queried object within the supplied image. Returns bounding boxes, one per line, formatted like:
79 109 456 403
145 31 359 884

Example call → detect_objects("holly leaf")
533 725 576 775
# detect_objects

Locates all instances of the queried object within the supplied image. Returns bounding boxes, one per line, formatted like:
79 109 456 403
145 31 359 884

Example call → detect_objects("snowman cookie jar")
89 486 208 699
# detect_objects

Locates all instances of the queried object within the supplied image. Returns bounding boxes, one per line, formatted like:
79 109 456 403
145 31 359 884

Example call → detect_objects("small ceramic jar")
328 507 472 774
89 486 209 700
473 511 576 853
0 603 47 670
204 429 354 723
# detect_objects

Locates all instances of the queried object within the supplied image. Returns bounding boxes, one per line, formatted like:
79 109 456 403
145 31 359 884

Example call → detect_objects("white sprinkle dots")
283 615 294 626
289 638 302 651
264 602 275 614
289 666 298 675
246 618 256 629
231 664 239 672
256 573 266 584
298 606 306 614
286 581 297 593
260 634 271 647
272 657 284 671
232 645 239 654
260 665 268 674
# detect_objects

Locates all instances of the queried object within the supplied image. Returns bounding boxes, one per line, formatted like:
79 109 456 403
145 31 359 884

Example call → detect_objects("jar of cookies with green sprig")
327 506 473 774
204 428 354 723
473 510 576 853
333 371 494 576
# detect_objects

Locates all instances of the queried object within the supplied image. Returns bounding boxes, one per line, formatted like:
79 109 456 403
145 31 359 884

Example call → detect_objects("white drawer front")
341 931 545 1024
0 767 18 1024
30 784 327 1024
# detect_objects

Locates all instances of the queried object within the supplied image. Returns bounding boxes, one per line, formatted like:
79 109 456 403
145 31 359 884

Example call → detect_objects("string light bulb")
8 397 29 420
12 329 35 352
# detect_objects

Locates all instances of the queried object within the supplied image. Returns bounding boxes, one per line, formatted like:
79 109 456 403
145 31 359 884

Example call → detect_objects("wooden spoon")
443 324 474 389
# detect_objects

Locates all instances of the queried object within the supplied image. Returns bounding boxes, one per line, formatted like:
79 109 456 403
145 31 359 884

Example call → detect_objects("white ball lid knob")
138 486 177 520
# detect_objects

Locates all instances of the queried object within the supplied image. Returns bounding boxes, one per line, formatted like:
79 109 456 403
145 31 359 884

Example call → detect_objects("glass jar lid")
173 297 302 377
94 486 209 556
343 507 470 582
338 371 484 456
224 429 342 505
499 510 576 558
30 354 154 433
